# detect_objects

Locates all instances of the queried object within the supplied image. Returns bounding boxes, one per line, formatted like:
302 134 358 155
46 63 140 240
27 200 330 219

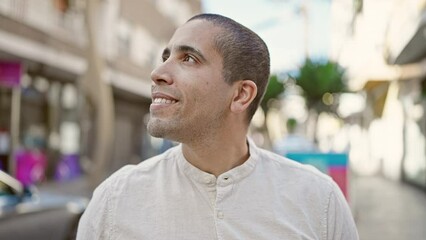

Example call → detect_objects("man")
77 13 359 239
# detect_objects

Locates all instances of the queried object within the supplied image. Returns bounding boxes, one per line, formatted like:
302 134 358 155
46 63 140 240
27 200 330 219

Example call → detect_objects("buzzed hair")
188 13 271 123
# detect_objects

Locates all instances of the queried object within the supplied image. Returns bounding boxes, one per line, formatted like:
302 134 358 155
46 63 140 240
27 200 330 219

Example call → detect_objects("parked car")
0 169 88 240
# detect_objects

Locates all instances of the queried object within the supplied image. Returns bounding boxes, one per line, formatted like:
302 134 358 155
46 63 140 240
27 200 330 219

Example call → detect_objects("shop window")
19 75 49 185
21 76 48 151
18 75 83 183
0 87 12 172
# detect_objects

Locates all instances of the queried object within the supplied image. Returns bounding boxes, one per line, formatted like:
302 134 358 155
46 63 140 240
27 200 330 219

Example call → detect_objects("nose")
151 62 173 85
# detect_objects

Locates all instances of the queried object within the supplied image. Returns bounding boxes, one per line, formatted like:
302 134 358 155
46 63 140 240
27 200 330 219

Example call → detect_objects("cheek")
188 76 212 93
182 71 229 105
180 82 206 106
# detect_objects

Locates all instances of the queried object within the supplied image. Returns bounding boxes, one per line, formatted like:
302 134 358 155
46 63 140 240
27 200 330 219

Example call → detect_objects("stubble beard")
147 117 177 140
147 109 227 144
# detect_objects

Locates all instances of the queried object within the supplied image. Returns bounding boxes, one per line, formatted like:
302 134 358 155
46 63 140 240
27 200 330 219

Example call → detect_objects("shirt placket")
214 174 234 240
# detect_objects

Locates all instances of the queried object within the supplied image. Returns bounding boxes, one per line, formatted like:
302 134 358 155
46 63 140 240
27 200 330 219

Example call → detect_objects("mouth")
152 97 177 104
150 92 179 111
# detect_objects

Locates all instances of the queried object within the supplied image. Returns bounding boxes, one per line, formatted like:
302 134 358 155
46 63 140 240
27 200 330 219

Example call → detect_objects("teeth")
153 98 177 104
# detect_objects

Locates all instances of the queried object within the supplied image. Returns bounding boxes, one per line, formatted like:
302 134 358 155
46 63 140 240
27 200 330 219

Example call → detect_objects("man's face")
147 20 235 143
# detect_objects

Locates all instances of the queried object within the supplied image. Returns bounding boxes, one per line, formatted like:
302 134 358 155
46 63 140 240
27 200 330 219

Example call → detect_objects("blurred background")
0 0 425 239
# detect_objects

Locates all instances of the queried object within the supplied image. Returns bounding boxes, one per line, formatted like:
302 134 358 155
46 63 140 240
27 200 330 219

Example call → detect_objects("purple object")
55 154 81 181
15 150 47 186
0 61 22 88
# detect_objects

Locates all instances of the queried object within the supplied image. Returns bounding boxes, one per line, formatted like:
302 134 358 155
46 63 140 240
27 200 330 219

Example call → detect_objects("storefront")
388 7 426 189
0 57 81 184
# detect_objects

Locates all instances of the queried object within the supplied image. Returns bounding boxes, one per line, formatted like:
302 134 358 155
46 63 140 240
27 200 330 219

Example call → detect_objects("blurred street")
351 176 426 240
39 173 426 240
1 0 426 239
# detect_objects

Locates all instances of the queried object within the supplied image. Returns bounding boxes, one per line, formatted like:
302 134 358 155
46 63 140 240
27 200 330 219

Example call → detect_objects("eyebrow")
162 45 207 62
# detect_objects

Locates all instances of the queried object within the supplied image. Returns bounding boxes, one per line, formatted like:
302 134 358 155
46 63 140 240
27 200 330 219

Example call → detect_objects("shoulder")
87 145 179 200
102 145 179 188
77 147 177 238
253 146 339 206
80 146 179 218
257 147 333 185
253 146 358 237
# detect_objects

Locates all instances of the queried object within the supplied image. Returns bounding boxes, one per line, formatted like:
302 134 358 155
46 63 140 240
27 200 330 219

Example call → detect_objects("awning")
386 2 426 64
394 20 426 64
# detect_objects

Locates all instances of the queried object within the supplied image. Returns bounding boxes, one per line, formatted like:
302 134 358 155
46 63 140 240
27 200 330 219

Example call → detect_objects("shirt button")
204 177 214 185
217 211 224 219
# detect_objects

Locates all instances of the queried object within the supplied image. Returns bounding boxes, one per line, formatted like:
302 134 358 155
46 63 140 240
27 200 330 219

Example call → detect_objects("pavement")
39 174 426 240
350 175 426 240
39 175 93 198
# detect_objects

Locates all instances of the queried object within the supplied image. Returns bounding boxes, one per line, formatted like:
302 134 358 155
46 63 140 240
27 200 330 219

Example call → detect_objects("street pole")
82 0 115 189
9 86 21 177
301 0 309 59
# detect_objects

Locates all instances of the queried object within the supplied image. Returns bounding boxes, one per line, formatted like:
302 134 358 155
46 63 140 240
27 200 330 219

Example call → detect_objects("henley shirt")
77 139 359 240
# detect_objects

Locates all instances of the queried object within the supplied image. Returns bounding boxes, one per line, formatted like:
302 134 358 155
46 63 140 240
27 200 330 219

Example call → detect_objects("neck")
181 125 250 177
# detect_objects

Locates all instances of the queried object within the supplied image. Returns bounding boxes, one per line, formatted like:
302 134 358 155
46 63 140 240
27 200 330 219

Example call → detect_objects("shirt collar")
176 137 259 187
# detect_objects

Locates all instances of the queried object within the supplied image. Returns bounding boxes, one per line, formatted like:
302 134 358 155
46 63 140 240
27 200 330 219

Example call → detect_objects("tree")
293 58 346 113
291 58 347 143
254 74 285 149
261 74 285 114
81 0 115 189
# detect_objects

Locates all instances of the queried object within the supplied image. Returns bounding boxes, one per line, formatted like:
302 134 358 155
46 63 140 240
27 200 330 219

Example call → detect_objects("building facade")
331 0 426 189
0 0 201 185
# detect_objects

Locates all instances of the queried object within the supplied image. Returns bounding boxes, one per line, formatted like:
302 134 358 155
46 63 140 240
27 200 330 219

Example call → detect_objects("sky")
201 0 331 74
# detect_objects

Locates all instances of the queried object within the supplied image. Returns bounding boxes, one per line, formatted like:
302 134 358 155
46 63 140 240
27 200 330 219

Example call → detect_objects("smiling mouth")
152 98 178 104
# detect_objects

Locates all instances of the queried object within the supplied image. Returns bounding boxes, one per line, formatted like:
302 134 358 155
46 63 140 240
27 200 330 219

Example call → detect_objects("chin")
147 120 176 139
147 122 164 138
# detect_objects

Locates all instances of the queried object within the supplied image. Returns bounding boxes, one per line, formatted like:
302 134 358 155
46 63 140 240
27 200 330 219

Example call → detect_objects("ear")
230 80 257 113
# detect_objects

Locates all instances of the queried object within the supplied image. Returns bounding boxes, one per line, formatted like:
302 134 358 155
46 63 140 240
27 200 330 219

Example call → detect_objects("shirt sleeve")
325 181 359 240
76 177 113 240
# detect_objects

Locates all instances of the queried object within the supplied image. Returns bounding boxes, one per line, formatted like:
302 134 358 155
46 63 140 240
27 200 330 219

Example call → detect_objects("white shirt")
77 139 358 240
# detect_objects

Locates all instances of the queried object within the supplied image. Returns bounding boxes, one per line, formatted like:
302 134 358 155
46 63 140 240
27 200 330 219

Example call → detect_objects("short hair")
188 13 270 123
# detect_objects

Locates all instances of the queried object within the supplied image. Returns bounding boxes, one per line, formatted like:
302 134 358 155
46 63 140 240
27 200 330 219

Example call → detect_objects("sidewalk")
38 175 93 198
351 175 426 240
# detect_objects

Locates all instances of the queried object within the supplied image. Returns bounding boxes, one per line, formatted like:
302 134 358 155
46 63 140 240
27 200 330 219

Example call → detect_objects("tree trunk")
81 0 115 189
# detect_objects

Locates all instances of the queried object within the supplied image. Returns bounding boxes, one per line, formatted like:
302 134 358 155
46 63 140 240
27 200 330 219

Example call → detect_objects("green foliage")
293 58 346 111
261 74 285 112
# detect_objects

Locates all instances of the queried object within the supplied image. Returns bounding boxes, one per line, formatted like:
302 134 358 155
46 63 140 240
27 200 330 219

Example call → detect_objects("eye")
183 54 196 63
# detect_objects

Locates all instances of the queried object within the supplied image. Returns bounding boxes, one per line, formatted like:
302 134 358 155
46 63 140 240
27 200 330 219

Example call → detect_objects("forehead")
167 20 221 55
